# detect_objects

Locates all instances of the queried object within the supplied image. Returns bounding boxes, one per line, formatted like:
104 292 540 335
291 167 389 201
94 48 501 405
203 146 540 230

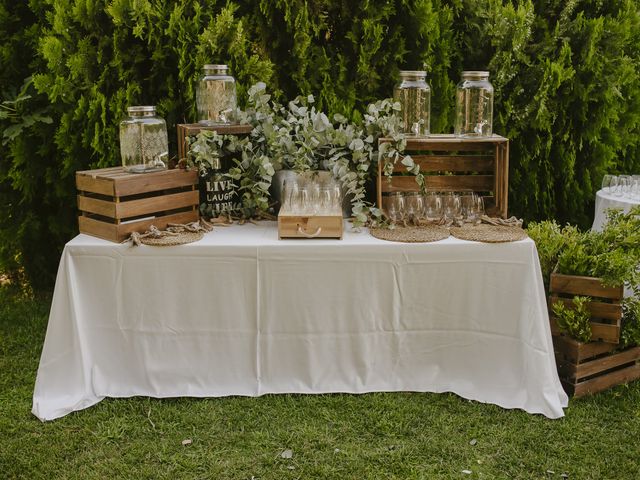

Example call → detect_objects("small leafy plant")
556 206 640 288
551 296 592 343
621 295 640 349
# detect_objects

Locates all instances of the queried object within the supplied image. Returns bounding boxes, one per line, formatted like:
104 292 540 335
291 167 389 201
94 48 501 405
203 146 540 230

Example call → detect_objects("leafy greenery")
556 207 640 288
189 82 412 226
3 286 640 479
525 220 580 290
621 295 640 349
551 295 592 343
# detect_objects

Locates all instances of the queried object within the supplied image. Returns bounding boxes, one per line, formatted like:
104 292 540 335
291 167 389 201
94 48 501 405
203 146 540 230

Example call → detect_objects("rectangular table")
33 222 568 420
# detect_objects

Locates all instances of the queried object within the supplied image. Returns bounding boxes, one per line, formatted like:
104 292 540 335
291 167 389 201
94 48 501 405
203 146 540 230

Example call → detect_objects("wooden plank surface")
179 124 253 136
572 364 640 398
79 210 199 243
552 335 616 363
77 195 117 218
574 347 640 380
278 215 343 239
549 317 619 344
115 211 198 241
114 170 198 196
394 155 494 173
549 296 622 322
380 175 494 192
550 273 624 300
115 190 198 218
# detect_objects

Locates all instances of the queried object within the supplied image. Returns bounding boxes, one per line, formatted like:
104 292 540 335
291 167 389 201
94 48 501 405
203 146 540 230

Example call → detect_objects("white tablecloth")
33 222 568 420
592 189 639 231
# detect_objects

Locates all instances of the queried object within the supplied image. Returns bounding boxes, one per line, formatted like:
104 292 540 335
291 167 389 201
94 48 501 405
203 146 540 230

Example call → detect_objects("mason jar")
393 70 431 137
196 64 237 125
119 106 169 173
454 71 494 137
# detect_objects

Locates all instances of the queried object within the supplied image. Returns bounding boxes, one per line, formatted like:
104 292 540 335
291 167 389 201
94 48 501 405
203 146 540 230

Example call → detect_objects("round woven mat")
450 224 528 243
140 231 204 246
370 225 450 243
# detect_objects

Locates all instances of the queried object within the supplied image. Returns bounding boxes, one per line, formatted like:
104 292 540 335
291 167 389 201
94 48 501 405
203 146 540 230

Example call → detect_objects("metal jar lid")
203 64 229 71
399 70 427 79
127 106 156 115
461 71 490 79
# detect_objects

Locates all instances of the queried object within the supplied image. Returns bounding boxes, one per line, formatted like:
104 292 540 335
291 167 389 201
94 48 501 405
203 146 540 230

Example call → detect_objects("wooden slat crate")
278 214 343 239
552 335 640 398
377 134 509 218
549 273 624 344
177 123 253 162
76 167 199 243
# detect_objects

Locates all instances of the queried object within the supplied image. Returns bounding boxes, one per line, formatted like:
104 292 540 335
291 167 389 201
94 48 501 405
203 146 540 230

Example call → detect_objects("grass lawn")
1 287 639 480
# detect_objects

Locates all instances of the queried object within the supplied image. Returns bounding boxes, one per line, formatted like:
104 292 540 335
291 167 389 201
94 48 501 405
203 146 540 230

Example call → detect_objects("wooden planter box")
76 167 199 242
177 123 252 162
553 335 640 398
377 134 509 218
549 273 624 344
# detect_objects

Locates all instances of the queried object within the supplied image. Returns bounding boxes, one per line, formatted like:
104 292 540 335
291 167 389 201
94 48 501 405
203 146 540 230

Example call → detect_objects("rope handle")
297 226 322 238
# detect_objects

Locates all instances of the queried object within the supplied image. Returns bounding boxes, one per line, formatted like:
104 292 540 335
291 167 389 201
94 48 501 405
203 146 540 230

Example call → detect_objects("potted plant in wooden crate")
528 207 640 397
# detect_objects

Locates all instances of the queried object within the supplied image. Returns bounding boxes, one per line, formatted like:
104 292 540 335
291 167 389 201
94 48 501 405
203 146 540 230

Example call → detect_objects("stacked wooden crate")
377 134 509 218
549 273 640 397
76 167 199 243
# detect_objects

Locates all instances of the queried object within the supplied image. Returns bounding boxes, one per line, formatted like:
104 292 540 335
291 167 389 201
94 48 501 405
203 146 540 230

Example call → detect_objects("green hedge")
1 0 639 290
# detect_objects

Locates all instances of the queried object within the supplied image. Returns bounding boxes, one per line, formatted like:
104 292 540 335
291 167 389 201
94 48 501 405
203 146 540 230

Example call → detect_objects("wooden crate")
552 335 640 397
377 134 509 218
76 167 199 243
549 273 624 344
278 214 343 239
177 123 253 162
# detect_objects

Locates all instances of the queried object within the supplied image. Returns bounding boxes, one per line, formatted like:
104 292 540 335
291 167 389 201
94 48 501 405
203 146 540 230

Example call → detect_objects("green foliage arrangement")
189 82 415 226
2 1 640 289
525 220 580 289
556 207 640 288
621 295 640 349
551 296 592 343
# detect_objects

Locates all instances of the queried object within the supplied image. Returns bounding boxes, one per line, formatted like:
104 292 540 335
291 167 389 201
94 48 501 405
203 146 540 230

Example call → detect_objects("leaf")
469 439 478 446
280 449 293 459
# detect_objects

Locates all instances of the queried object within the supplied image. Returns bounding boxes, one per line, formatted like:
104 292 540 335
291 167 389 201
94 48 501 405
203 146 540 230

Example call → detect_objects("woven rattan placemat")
450 224 528 243
370 225 450 243
140 231 204 246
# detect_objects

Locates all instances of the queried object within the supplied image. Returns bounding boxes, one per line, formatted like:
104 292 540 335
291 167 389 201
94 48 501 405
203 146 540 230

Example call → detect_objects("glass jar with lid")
393 70 431 137
196 64 237 125
454 71 494 137
119 106 169 173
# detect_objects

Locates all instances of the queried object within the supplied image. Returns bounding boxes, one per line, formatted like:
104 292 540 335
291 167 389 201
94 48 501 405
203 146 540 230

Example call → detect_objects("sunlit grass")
1 287 639 479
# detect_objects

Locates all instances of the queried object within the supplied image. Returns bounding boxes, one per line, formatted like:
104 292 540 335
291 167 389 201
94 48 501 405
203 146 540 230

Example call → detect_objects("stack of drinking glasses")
383 190 485 226
280 174 343 216
602 175 640 200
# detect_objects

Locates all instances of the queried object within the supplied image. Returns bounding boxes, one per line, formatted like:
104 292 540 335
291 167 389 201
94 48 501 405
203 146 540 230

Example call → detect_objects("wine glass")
619 175 632 198
404 192 424 224
459 191 477 224
631 175 640 200
385 192 405 225
423 192 442 222
442 192 461 224
601 174 614 194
